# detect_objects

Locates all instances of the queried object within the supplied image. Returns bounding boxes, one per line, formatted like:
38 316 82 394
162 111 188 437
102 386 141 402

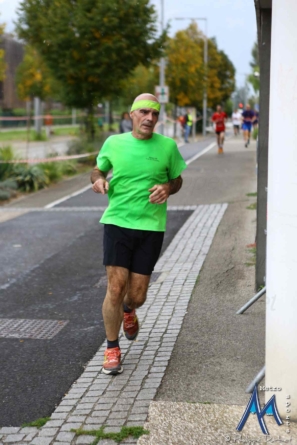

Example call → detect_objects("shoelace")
124 313 136 329
106 349 120 363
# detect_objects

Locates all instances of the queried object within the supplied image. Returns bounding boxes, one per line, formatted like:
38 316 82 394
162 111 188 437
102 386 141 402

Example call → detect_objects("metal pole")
245 366 265 393
159 0 165 135
203 19 208 137
236 286 266 315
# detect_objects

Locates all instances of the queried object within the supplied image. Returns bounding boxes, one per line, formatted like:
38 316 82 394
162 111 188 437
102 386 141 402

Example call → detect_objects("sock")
123 303 133 313
107 338 119 349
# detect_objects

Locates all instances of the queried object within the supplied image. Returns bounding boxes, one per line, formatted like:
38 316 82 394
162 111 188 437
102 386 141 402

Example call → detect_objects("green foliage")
248 42 260 94
0 179 18 201
0 146 15 181
246 244 256 267
67 136 102 165
246 192 257 197
73 425 149 444
0 20 6 82
16 45 60 101
31 130 47 142
60 161 78 176
22 417 50 428
252 127 258 140
13 164 48 192
166 23 235 109
246 202 257 210
224 98 233 116
122 64 159 106
17 0 164 110
39 162 63 183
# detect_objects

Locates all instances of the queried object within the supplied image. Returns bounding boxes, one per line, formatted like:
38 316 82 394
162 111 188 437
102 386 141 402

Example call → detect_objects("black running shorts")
103 224 164 275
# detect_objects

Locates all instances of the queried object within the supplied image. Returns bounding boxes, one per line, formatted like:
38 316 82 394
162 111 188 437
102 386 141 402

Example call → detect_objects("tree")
248 42 260 94
0 20 6 82
166 23 235 110
17 0 164 137
122 64 159 107
166 23 204 107
16 45 59 101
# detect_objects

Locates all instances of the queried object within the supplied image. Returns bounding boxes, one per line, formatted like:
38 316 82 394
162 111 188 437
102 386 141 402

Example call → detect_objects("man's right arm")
90 167 109 194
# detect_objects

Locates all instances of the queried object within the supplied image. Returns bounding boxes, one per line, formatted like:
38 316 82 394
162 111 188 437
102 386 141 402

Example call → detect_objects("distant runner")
232 108 242 136
241 104 255 148
212 105 227 154
184 110 193 143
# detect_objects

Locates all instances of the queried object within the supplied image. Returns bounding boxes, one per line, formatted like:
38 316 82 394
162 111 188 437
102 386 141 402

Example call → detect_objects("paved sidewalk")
1 136 285 445
0 204 227 445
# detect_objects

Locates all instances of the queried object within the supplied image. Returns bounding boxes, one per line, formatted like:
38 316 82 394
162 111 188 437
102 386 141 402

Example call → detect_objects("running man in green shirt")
91 93 187 375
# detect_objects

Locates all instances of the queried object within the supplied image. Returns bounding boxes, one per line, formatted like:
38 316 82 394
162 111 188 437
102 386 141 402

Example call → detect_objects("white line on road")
185 141 216 165
44 184 92 209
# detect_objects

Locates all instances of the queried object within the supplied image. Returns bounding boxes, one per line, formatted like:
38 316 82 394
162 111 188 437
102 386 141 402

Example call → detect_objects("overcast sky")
0 0 257 88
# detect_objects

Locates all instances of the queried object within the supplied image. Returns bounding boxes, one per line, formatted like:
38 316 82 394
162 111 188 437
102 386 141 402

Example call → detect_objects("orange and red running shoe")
102 347 123 375
123 309 139 341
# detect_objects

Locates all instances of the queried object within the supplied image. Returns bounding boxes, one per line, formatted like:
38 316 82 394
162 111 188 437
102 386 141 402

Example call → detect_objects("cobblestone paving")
0 203 227 445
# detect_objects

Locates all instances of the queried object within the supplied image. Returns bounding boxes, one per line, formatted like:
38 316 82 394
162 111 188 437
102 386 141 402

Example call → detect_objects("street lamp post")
175 17 208 137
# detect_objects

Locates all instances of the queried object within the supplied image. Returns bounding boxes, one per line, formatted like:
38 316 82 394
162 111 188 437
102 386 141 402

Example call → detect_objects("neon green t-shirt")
97 132 187 232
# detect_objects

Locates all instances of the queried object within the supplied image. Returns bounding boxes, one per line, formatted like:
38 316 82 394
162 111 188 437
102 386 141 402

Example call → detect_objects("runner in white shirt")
232 109 242 136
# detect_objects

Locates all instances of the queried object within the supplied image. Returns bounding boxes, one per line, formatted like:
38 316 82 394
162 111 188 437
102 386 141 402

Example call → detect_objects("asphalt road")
0 205 192 426
0 135 214 426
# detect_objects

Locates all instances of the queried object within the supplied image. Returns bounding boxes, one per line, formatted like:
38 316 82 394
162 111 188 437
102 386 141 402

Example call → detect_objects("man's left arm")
149 176 183 204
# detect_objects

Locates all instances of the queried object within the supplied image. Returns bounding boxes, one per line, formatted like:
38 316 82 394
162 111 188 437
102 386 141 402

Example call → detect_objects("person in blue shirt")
242 104 255 148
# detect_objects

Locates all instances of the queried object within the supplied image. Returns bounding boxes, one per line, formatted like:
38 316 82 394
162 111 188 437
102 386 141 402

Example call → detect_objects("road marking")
185 141 216 165
44 183 92 209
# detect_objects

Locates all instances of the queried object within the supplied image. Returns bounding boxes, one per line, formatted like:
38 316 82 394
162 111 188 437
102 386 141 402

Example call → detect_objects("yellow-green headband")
130 100 161 112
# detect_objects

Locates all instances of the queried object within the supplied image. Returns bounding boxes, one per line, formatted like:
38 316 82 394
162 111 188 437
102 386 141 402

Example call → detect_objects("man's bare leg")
244 130 249 147
123 272 151 340
220 131 225 148
125 272 151 309
216 134 222 153
103 266 129 342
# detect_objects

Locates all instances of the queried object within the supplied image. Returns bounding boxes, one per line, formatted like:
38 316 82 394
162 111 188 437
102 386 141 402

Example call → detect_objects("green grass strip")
72 426 149 444
246 202 257 210
22 417 50 428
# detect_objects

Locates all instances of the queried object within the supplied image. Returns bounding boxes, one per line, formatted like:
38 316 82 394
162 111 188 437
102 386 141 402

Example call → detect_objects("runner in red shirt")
212 105 227 154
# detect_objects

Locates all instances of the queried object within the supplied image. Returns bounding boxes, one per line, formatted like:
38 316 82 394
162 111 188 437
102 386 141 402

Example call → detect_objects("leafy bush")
0 190 11 200
67 135 103 155
13 164 48 192
67 137 100 165
32 131 47 142
0 178 18 200
60 160 78 176
39 162 63 183
0 146 15 181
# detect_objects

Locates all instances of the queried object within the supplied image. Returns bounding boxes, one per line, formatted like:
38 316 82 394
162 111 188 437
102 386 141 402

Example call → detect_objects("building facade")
0 34 25 110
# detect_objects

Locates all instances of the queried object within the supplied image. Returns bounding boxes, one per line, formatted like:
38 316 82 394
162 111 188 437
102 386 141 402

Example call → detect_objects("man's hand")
91 167 109 194
149 176 183 204
92 178 109 194
149 184 170 204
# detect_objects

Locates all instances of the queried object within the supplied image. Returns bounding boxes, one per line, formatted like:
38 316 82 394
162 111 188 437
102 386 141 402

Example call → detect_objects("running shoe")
123 309 139 340
218 147 224 154
102 347 123 375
